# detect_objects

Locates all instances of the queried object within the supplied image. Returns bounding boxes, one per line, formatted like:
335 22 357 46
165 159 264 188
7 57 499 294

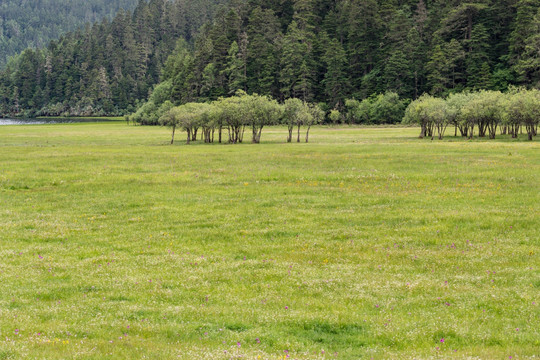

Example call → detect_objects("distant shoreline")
0 117 123 125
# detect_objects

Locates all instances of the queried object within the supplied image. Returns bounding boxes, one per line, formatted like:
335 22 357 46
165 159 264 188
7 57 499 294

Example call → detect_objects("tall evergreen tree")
515 8 540 86
322 36 348 109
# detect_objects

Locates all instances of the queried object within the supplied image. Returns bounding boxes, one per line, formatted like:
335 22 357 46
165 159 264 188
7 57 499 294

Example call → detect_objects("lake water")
0 118 119 126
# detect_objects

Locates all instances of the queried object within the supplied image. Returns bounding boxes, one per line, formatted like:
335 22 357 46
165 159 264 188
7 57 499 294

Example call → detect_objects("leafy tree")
158 101 179 144
305 103 324 143
446 92 471 136
282 98 312 142
507 89 540 140
346 92 406 125
245 94 282 143
403 94 438 138
216 95 246 144
461 90 504 139
163 102 213 144
329 109 342 125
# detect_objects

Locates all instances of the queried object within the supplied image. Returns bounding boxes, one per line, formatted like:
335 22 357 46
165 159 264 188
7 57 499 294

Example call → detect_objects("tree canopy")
3 0 540 119
0 0 140 68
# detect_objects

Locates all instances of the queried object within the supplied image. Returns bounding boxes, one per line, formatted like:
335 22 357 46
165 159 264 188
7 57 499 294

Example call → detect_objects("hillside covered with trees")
2 0 540 119
0 0 141 68
0 0 226 117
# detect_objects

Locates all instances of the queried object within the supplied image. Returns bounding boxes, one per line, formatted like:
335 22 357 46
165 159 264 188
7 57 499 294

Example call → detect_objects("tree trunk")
305 126 311 143
478 121 487 137
186 129 191 144
171 126 176 145
203 128 210 143
437 124 447 140
251 125 261 144
488 123 497 139
297 124 301 143
239 125 246 143
288 126 293 142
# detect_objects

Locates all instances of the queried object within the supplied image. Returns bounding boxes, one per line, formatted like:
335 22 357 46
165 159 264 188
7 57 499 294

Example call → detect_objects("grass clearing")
0 123 538 359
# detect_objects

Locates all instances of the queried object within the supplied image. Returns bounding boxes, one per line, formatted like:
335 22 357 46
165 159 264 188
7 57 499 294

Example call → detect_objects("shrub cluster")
403 89 540 141
129 92 325 145
345 92 408 125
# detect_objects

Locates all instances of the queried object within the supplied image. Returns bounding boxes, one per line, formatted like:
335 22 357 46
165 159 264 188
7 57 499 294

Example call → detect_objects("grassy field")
0 123 538 359
34 116 125 121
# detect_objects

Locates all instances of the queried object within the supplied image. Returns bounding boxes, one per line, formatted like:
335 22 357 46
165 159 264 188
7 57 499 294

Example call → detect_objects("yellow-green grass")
35 116 124 121
0 124 538 359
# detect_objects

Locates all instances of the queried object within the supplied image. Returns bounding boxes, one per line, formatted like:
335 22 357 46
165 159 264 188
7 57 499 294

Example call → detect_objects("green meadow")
0 123 538 359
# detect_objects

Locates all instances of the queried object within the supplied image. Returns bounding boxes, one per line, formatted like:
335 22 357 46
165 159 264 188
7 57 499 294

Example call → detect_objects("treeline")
4 0 540 119
130 91 324 144
133 0 540 117
137 89 539 146
0 0 140 68
0 0 225 118
403 88 540 140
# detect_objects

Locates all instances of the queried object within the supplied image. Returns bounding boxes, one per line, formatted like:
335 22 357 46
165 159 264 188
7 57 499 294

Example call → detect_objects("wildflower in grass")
440 338 445 343
237 342 241 348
